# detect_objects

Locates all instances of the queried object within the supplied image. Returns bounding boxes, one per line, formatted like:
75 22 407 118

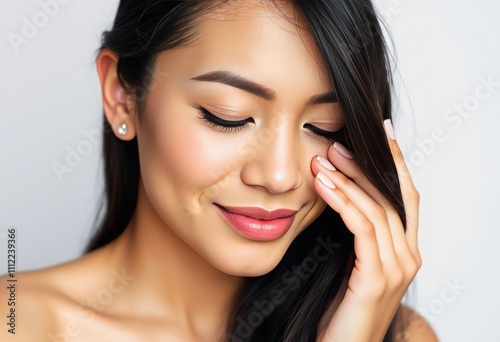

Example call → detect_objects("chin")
207 241 290 278
221 262 281 278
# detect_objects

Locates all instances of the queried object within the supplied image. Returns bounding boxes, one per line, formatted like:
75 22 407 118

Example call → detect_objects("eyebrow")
190 70 338 104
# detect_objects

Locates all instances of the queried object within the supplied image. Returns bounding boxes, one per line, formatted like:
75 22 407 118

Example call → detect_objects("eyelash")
303 124 346 143
197 106 254 133
196 106 346 142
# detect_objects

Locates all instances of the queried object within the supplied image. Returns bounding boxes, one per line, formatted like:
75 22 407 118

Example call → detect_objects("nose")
240 118 303 194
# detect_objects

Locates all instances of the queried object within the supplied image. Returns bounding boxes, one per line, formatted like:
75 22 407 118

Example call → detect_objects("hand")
311 121 421 342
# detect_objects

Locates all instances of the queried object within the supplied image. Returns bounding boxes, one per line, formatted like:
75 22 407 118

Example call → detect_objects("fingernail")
383 119 396 141
333 142 353 159
316 172 336 189
316 155 336 171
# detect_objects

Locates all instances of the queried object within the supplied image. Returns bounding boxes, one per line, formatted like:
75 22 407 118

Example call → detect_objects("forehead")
155 0 334 98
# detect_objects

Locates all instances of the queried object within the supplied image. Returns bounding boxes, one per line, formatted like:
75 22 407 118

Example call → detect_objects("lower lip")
214 205 296 241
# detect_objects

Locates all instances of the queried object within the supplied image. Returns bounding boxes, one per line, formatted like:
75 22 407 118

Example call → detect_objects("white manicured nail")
333 142 353 159
316 155 336 171
384 119 396 141
316 172 336 189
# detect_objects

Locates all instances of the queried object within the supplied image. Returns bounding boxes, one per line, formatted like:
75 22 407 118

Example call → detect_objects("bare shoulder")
398 305 439 342
0 250 110 342
0 269 61 341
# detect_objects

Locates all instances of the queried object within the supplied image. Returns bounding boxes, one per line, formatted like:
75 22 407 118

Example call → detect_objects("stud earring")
117 123 127 136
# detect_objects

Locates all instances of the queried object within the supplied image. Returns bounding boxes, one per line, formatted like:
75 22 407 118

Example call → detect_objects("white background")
1 1 499 340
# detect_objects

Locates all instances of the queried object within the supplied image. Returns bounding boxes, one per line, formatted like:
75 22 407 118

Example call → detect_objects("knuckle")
369 205 387 222
370 278 387 298
414 253 423 270
409 187 420 202
336 192 351 207
359 220 376 237
335 174 350 188
389 269 405 288
406 258 421 276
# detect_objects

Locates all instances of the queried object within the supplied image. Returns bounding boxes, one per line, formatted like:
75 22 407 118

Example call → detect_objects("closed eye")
197 106 346 143
197 106 254 133
303 123 347 143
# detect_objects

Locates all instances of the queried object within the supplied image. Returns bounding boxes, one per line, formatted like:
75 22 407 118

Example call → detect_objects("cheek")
138 101 243 213
297 138 331 196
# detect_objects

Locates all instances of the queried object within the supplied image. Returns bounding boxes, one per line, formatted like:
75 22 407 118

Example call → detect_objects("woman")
2 0 438 341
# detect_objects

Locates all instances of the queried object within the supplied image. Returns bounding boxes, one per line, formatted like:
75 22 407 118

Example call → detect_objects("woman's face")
135 1 345 276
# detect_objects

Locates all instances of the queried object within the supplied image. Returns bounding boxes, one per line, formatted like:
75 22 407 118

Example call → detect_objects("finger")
314 171 382 275
327 142 393 209
313 158 418 283
324 144 413 260
384 119 420 258
312 156 399 267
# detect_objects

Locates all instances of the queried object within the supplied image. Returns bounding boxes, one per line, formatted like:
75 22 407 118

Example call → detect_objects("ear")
96 49 136 141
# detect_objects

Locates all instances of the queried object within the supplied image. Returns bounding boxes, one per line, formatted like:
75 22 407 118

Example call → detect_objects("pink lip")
214 204 297 241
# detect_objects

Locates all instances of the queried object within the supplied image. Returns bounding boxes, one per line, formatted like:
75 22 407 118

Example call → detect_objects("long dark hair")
86 1 410 340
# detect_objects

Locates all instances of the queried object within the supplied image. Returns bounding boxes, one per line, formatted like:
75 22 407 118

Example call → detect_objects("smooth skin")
313 135 426 341
1 2 437 341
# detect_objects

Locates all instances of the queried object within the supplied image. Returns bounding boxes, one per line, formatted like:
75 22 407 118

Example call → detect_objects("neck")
105 179 245 338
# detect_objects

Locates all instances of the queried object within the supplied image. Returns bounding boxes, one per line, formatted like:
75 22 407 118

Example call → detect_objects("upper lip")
214 203 298 220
